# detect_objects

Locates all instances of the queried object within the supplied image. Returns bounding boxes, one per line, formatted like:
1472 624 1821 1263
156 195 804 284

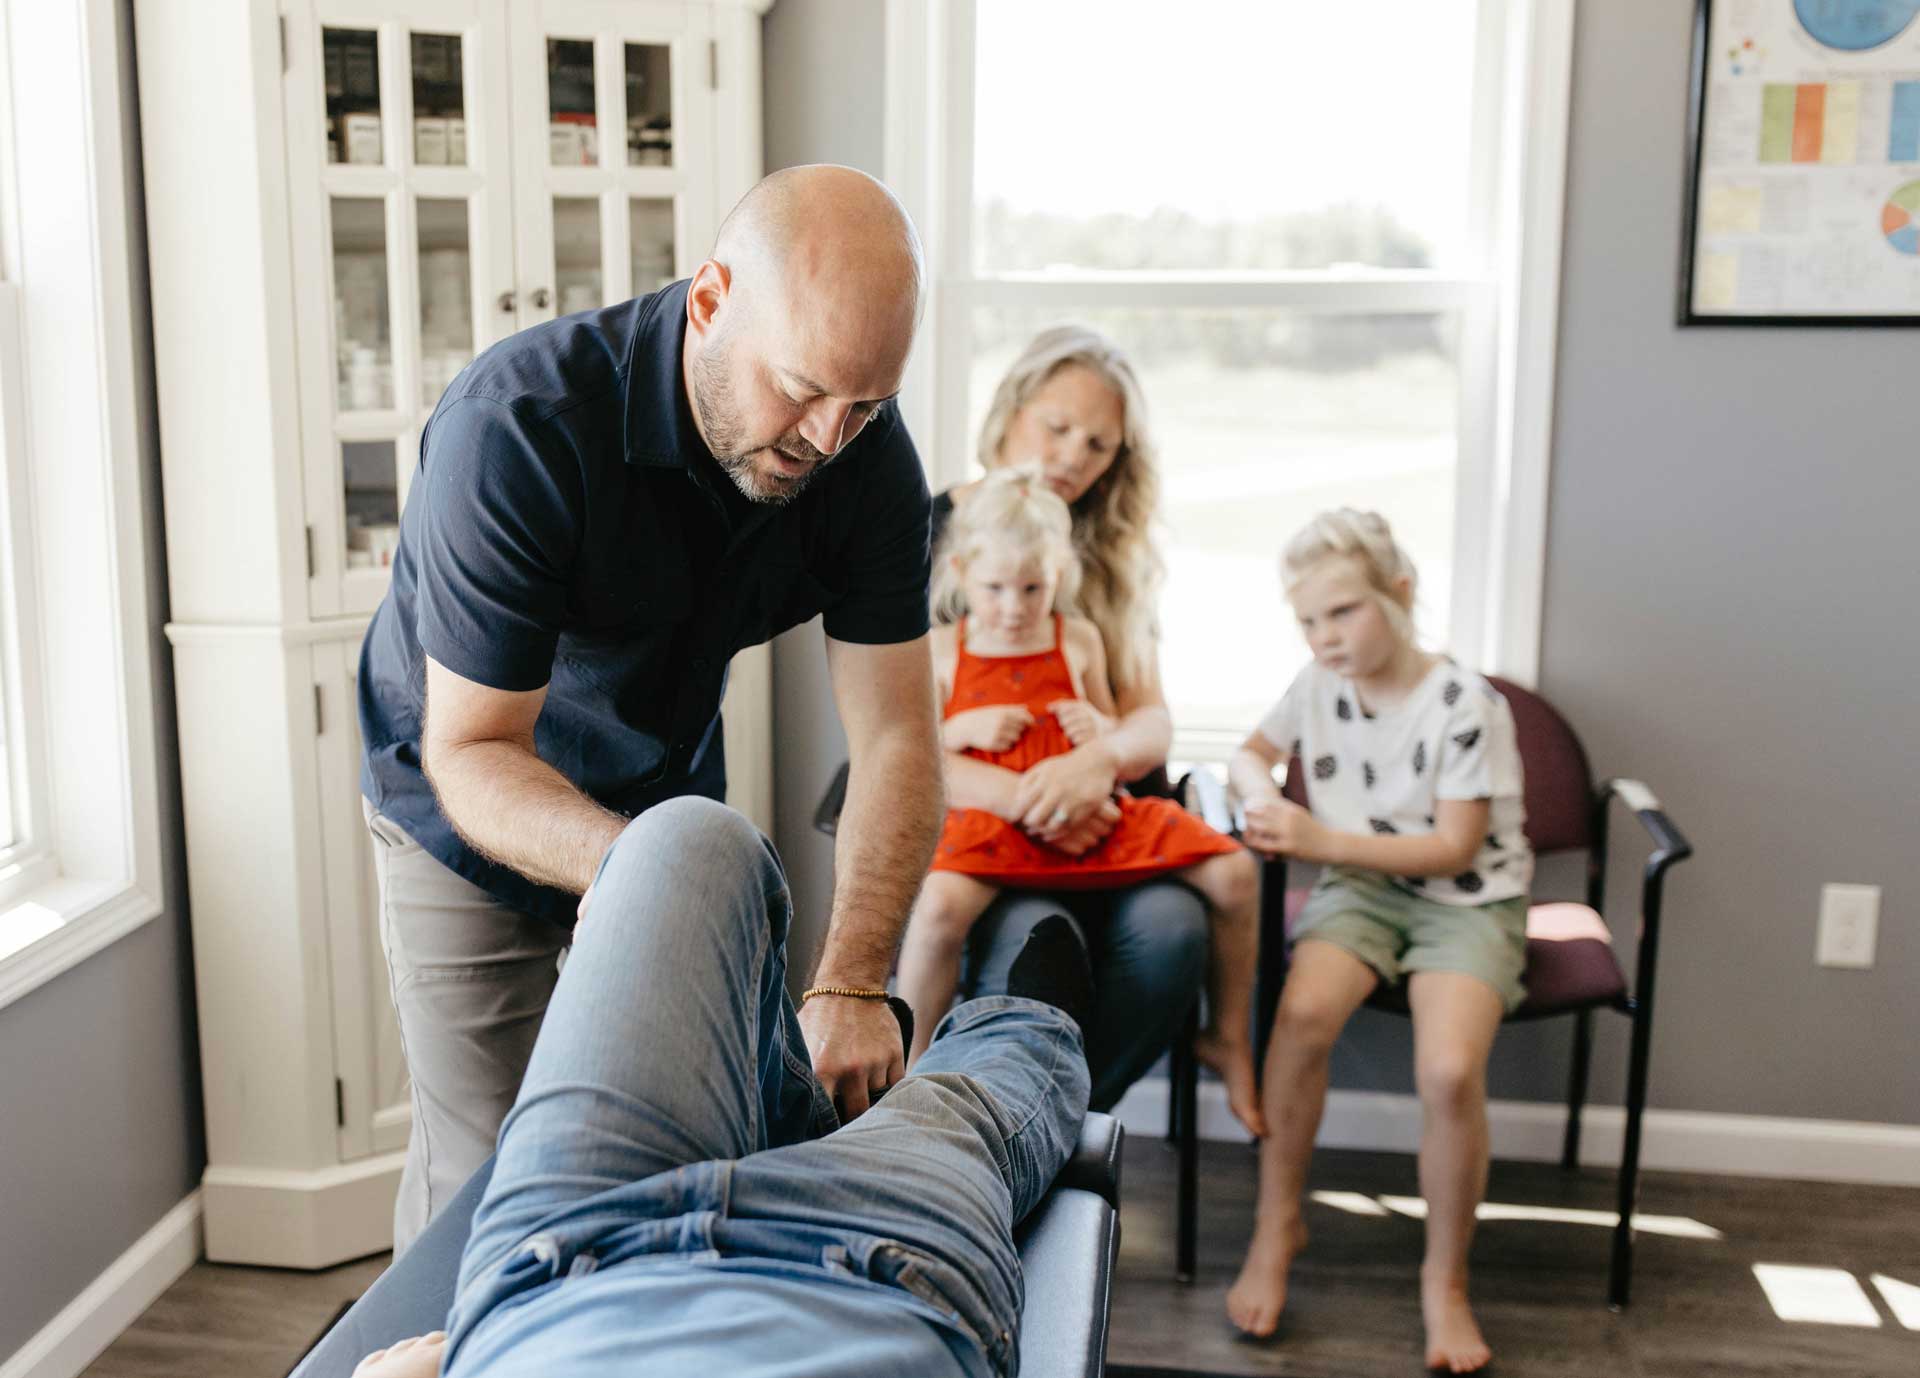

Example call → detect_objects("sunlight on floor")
1752 1264 1883 1327
1350 1193 1725 1239
1869 1274 1920 1331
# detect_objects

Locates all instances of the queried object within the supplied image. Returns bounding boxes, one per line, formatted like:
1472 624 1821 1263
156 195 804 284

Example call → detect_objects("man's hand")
943 704 1035 753
1241 796 1335 863
1048 699 1114 747
798 994 907 1122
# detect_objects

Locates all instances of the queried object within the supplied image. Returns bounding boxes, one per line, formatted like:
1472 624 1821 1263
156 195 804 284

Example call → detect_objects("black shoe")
1005 915 1094 1029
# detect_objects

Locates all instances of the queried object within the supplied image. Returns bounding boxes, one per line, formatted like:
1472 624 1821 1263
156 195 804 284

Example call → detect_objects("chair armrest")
1175 766 1236 835
1603 778 1692 863
1054 1112 1122 1206
813 761 851 837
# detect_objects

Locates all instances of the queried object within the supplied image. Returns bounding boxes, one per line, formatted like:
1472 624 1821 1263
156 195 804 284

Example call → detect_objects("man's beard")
691 342 829 506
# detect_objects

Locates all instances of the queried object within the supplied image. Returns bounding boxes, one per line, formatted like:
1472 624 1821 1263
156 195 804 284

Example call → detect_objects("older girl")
1227 510 1531 1373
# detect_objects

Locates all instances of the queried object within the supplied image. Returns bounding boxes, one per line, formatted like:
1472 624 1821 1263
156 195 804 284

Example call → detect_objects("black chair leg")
1167 1040 1185 1143
1611 1004 1656 1309
1563 1009 1594 1170
1175 1000 1199 1283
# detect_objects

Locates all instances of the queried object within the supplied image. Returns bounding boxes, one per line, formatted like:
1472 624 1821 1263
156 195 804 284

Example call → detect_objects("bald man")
358 166 945 1253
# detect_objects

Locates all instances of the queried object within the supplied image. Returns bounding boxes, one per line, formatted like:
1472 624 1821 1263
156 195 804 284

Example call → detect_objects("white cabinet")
141 0 772 1267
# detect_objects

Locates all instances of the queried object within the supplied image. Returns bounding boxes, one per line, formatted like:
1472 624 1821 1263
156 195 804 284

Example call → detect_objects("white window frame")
0 0 168 1009
885 0 1574 748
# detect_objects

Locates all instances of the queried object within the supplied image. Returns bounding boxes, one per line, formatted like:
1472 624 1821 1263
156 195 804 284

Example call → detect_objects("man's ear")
684 260 733 344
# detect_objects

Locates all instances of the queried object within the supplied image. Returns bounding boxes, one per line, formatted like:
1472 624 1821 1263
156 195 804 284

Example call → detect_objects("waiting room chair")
1204 676 1693 1308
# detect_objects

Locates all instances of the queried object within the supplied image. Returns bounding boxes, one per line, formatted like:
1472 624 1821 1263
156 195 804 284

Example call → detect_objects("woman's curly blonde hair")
975 325 1163 697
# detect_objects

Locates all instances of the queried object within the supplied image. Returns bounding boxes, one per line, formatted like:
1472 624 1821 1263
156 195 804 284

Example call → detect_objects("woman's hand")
943 705 1035 753
1241 797 1337 863
1048 698 1115 747
1012 747 1120 836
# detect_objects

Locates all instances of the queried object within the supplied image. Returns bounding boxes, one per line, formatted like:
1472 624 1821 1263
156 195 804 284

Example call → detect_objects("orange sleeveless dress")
929 616 1241 889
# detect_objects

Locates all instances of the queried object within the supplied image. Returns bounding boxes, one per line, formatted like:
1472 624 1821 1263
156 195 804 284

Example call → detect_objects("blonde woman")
937 325 1209 1114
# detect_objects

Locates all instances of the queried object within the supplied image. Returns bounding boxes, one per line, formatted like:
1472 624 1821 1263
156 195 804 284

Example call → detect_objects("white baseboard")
1113 1080 1920 1187
0 1190 202 1378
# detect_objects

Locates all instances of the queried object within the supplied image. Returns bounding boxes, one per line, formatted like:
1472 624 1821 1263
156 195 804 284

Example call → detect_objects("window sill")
0 875 163 1012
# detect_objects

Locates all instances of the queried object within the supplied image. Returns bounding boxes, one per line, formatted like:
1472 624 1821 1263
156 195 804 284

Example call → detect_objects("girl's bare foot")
1192 1031 1269 1137
1420 1274 1492 1373
1225 1216 1308 1337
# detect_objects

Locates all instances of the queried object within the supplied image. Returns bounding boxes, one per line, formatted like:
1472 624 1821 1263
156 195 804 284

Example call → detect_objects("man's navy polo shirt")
358 280 931 927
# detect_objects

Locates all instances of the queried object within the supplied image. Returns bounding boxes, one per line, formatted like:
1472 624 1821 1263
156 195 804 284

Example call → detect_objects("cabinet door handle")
531 287 553 310
496 289 516 313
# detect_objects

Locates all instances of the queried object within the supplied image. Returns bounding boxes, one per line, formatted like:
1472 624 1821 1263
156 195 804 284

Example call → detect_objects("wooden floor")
79 1138 1920 1378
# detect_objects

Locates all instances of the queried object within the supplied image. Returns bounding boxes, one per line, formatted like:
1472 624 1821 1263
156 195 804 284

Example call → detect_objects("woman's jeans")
963 883 1208 1110
440 797 1089 1378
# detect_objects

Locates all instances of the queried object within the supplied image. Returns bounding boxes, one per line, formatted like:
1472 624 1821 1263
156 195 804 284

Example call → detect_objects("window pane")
972 1 1478 273
554 197 603 312
343 439 400 570
417 198 474 408
410 32 466 166
324 27 384 166
630 198 676 294
332 198 393 411
970 308 1459 738
624 43 673 166
548 38 600 165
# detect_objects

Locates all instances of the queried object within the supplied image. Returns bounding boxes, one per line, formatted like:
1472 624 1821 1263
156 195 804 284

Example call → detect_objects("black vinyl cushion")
292 1113 1122 1378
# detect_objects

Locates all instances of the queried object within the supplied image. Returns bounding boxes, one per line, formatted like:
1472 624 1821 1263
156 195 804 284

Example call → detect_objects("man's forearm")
426 739 627 894
817 730 945 987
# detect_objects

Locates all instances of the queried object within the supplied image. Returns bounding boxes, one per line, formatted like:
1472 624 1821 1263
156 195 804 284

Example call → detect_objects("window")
888 0 1573 757
0 0 167 1007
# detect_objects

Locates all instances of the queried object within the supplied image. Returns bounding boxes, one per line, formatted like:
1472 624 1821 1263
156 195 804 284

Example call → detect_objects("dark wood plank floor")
1110 1136 1920 1377
79 1137 1920 1377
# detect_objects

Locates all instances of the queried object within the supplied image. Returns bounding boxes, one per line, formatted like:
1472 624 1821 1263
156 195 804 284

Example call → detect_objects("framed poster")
1680 0 1920 324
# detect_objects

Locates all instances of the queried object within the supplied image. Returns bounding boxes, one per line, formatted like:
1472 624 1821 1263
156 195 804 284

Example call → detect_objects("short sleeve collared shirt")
358 281 931 926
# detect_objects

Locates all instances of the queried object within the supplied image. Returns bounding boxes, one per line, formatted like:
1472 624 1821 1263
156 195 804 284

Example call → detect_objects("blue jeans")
441 798 1089 1378
963 883 1207 1110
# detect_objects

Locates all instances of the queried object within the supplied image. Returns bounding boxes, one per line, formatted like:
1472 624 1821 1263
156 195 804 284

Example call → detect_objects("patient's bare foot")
1421 1274 1492 1373
1193 1031 1268 1138
353 1331 447 1378
1226 1216 1307 1337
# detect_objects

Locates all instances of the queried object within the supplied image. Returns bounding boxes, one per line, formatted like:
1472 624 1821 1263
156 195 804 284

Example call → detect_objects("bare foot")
1421 1275 1492 1373
1193 1031 1269 1138
1225 1216 1308 1337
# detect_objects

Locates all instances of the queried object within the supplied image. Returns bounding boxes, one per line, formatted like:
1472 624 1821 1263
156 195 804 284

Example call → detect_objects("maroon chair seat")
1280 892 1629 1019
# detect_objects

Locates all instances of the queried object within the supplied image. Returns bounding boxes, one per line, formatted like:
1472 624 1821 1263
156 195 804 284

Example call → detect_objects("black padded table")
292 1112 1122 1378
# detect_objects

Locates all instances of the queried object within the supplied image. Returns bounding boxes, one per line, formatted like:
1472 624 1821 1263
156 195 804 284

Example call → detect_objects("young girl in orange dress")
897 469 1266 1136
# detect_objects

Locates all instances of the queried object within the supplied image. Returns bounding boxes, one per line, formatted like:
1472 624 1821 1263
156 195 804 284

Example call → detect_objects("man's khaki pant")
363 802 568 1255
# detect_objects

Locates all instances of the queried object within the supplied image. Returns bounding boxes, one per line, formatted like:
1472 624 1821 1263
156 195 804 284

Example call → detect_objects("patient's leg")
455 797 825 1295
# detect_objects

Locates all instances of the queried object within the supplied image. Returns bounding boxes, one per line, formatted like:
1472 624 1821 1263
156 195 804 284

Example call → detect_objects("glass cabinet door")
507 1 712 324
286 2 517 618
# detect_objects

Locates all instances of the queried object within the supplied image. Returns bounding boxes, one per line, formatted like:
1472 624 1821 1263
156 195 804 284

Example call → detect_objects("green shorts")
1291 867 1529 1013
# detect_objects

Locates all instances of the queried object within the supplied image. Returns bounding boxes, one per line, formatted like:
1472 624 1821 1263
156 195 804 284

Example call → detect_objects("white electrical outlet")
1816 883 1881 969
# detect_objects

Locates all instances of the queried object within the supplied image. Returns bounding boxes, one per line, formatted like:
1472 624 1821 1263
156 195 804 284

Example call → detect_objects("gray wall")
760 0 1916 1129
762 0 888 984
0 0 205 1357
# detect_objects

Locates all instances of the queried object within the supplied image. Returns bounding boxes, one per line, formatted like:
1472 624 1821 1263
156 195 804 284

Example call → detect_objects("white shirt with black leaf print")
1254 658 1532 905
